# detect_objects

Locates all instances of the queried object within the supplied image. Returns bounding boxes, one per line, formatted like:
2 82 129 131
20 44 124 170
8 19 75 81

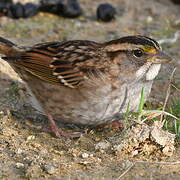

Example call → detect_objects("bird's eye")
133 49 144 57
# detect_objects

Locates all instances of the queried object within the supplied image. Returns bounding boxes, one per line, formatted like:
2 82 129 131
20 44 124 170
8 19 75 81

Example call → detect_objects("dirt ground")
0 0 180 179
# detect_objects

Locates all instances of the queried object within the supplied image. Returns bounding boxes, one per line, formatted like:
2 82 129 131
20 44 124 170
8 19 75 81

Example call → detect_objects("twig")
116 160 180 179
116 162 135 180
158 31 180 45
171 83 180 92
160 68 177 124
140 110 179 123
134 160 180 165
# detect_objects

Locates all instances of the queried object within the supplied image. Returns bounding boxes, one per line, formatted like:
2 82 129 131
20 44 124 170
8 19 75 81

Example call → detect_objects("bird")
0 35 172 138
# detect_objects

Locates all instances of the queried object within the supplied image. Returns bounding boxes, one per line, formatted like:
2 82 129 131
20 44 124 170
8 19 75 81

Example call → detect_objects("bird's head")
104 35 172 81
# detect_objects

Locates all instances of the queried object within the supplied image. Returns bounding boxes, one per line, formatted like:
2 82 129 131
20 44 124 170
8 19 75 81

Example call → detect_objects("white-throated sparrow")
0 35 172 137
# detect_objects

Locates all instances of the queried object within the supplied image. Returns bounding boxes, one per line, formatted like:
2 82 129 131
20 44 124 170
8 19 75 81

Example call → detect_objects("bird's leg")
46 113 82 138
96 120 124 130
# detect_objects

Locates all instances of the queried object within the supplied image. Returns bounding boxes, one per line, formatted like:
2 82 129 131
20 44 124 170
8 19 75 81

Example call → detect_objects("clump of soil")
115 121 176 158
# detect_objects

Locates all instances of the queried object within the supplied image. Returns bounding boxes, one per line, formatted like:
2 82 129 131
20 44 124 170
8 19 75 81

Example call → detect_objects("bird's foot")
46 113 82 138
96 120 124 130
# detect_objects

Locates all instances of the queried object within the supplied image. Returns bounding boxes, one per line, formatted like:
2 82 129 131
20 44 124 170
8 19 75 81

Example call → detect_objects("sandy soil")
0 0 179 179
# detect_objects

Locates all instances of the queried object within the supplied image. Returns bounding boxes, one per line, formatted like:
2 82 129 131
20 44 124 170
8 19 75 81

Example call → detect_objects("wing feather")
3 40 106 88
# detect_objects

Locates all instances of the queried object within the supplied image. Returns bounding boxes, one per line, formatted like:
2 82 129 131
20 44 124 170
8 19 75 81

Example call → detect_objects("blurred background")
0 0 179 100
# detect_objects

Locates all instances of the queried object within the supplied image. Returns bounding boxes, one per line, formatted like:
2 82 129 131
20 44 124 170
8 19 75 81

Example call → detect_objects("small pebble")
44 164 57 175
74 20 82 27
146 16 153 23
0 116 9 124
16 148 23 154
15 162 24 168
114 144 123 152
39 149 48 155
131 150 139 156
89 154 93 158
0 111 4 115
97 3 116 22
79 161 90 165
81 152 89 159
95 141 111 151
1 127 18 136
26 135 35 141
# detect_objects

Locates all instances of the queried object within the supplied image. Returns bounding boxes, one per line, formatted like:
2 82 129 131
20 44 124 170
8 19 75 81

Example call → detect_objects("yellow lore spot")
142 46 156 54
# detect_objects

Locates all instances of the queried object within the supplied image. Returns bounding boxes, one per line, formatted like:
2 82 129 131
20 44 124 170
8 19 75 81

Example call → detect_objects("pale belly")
26 78 153 126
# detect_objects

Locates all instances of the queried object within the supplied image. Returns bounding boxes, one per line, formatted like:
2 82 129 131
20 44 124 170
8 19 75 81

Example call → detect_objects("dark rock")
23 3 39 18
0 0 12 5
8 3 24 19
0 5 8 17
39 0 82 18
58 0 82 18
171 0 180 4
6 3 39 19
0 0 12 17
39 0 60 12
97 3 116 22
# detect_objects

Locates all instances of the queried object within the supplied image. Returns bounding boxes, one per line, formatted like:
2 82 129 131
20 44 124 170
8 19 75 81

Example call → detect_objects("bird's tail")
0 37 21 56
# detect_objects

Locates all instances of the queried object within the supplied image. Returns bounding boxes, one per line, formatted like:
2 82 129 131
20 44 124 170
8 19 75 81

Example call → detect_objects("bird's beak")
148 51 173 64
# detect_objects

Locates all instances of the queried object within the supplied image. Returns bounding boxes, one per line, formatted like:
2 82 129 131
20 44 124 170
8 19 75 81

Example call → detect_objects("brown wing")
4 40 105 88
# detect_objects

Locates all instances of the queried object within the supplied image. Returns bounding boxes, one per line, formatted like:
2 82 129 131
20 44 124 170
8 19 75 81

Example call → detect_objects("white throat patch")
136 62 151 80
146 64 161 81
136 62 161 81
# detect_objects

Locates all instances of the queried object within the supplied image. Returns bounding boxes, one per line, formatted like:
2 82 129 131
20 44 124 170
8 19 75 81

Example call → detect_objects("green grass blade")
138 87 145 113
